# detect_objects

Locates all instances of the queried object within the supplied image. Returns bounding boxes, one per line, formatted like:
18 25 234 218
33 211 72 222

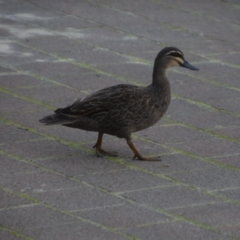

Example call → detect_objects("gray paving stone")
167 98 240 129
20 35 129 67
0 0 60 18
169 37 240 55
0 205 78 232
80 169 172 193
11 84 85 107
214 155 240 169
30 186 124 211
211 52 240 65
214 188 240 202
122 185 218 209
169 202 240 227
136 125 213 144
0 74 49 89
172 138 240 158
32 0 170 41
24 222 128 240
17 61 93 85
218 224 240 238
0 189 31 209
195 62 240 88
35 154 127 177
130 154 216 174
168 167 240 190
51 26 160 56
0 230 23 240
123 220 231 240
38 125 98 145
0 40 56 65
1 102 51 130
0 155 41 175
76 204 171 228
159 0 240 25
97 62 153 85
19 34 90 54
210 97 240 113
0 65 15 73
0 123 42 144
13 14 100 31
0 171 81 193
170 72 240 110
0 140 82 160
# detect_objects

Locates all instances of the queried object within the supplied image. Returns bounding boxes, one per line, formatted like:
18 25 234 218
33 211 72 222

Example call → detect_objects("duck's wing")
55 84 136 121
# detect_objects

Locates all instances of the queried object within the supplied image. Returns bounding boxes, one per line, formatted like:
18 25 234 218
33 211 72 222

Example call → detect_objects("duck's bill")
181 61 199 71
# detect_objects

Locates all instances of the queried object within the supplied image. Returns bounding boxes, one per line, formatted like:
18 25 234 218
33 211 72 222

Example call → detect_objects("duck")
39 47 199 161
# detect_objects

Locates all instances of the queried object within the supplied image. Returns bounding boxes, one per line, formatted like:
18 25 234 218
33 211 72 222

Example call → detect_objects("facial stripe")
165 50 184 59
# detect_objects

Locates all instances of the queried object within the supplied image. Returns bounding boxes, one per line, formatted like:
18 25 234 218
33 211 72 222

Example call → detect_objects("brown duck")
39 47 198 160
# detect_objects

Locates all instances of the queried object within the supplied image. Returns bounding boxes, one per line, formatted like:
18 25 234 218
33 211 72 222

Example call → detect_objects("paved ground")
1 0 240 239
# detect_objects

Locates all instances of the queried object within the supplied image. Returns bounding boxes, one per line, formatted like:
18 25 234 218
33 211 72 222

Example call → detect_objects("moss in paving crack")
165 119 240 145
0 149 67 179
173 94 217 111
202 189 240 206
0 87 54 110
1 125 240 235
0 184 137 239
170 146 240 172
0 117 92 155
0 138 46 146
174 69 240 93
120 219 176 230
0 225 34 240
134 134 240 172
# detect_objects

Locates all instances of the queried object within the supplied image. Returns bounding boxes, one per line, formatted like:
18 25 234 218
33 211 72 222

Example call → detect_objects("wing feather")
57 84 138 120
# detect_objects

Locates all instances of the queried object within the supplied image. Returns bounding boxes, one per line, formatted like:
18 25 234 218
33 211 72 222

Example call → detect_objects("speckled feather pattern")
59 82 171 139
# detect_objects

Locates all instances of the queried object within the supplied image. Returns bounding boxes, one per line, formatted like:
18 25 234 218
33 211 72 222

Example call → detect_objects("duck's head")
155 47 199 71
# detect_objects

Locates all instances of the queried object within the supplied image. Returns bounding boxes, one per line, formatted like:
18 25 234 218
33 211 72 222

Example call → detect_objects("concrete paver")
1 0 240 239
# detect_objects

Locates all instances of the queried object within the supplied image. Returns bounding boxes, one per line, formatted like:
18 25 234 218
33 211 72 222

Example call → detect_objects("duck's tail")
39 113 74 125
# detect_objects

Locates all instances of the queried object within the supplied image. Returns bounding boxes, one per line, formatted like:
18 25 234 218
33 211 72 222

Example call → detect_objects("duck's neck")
152 61 168 86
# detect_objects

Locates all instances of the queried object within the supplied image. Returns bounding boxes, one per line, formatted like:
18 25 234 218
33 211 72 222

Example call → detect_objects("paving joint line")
163 117 240 145
0 224 34 240
172 68 240 93
0 140 237 234
152 0 240 27
23 0 240 48
115 219 178 231
134 135 240 172
0 203 39 212
1 148 237 235
0 138 47 146
163 201 223 211
0 185 138 240
2 18 240 105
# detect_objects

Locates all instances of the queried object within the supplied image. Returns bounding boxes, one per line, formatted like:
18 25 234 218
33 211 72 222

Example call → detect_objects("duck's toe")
133 154 161 161
95 148 118 158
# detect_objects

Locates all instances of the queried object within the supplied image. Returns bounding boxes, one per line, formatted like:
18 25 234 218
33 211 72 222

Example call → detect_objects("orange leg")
126 139 161 161
93 133 118 157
